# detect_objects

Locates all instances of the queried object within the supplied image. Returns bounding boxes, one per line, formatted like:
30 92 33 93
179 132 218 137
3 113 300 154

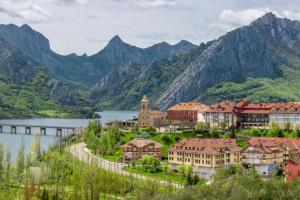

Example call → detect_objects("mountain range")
1 12 300 117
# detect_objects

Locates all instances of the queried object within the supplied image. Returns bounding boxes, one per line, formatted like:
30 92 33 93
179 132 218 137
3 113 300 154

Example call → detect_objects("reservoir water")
0 110 138 162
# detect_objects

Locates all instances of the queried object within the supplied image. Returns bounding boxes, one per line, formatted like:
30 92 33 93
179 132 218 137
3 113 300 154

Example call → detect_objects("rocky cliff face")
0 39 38 85
92 12 300 110
0 24 51 61
156 17 282 109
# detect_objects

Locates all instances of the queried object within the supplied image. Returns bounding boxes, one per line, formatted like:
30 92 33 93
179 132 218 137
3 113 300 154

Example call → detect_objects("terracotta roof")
170 138 241 155
121 138 163 148
235 101 275 114
168 102 209 112
206 101 235 113
270 102 300 113
206 100 300 114
249 137 300 153
148 110 164 115
243 140 283 154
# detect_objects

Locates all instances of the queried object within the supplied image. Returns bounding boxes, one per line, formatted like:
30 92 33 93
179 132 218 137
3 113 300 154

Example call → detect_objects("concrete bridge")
0 123 85 137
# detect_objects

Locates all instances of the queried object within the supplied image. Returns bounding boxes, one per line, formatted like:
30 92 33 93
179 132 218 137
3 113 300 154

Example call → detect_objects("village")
105 96 300 183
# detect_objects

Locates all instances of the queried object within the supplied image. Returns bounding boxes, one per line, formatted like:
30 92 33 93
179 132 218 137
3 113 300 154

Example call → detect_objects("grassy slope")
204 63 300 103
0 73 90 119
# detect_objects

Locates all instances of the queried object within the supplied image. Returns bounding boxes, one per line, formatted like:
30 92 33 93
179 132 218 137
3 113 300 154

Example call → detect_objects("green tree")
142 125 156 133
195 122 209 131
140 155 160 173
268 123 280 137
220 122 227 131
160 134 172 145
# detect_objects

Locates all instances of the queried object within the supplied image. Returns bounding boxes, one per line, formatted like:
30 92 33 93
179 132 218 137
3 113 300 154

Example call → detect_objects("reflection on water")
0 110 138 162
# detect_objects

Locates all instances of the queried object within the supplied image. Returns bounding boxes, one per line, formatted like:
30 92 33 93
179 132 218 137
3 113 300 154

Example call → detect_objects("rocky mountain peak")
251 12 299 47
106 35 126 48
0 24 51 60
251 12 277 26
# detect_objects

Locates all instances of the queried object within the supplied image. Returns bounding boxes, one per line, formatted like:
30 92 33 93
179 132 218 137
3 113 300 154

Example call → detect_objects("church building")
138 96 165 127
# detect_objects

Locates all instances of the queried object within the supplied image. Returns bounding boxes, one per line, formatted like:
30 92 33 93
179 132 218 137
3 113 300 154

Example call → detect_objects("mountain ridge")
91 12 300 110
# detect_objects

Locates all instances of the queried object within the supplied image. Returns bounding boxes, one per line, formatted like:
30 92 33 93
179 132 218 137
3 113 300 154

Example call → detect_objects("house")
121 138 163 162
138 96 165 128
204 101 237 129
167 102 209 126
105 119 138 129
242 138 284 176
285 159 300 182
168 138 242 179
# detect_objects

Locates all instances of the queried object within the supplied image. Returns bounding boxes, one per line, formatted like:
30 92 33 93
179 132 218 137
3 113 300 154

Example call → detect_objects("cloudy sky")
1 0 300 55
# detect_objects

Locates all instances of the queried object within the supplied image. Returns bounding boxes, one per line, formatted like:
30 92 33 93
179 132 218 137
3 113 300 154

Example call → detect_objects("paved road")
69 143 182 188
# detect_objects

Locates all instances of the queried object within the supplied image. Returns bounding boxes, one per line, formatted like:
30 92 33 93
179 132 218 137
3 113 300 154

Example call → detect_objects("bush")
160 134 172 145
142 126 156 133
174 135 180 142
140 155 160 173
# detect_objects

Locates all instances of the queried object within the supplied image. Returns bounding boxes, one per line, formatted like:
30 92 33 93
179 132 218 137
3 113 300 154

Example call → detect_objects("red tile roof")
121 138 163 148
270 102 300 114
148 110 164 115
206 100 300 114
170 138 241 155
249 137 300 153
168 102 209 112
206 101 235 113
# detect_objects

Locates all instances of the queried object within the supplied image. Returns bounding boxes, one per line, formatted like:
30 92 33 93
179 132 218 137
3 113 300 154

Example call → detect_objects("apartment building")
167 102 209 126
242 138 284 176
204 101 237 129
168 138 242 179
204 100 300 130
269 102 300 129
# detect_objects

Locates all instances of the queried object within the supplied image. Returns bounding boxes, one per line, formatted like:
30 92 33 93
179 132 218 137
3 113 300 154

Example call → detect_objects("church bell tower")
141 95 149 111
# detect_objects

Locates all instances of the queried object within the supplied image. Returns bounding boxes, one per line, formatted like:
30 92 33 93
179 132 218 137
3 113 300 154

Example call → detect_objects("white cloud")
0 0 51 23
133 0 177 8
219 8 270 27
46 0 91 5
0 0 90 23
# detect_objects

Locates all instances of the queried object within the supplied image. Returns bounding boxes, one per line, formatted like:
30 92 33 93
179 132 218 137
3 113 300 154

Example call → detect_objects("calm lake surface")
0 110 138 162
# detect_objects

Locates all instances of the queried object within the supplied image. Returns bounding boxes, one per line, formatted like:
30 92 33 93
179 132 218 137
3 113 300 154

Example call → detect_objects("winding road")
69 143 182 188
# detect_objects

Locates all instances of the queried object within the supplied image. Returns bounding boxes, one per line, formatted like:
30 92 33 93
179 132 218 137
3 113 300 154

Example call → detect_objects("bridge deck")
0 124 80 129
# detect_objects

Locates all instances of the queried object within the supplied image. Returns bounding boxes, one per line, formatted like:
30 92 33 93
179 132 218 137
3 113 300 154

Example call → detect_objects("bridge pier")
40 128 46 135
56 128 62 137
0 126 2 133
25 127 31 135
11 126 17 134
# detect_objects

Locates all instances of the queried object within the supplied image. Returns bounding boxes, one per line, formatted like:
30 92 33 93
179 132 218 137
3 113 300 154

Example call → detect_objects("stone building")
138 96 165 127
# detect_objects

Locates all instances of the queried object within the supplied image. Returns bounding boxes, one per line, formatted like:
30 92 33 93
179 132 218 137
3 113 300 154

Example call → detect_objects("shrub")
160 134 172 145
140 155 160 173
